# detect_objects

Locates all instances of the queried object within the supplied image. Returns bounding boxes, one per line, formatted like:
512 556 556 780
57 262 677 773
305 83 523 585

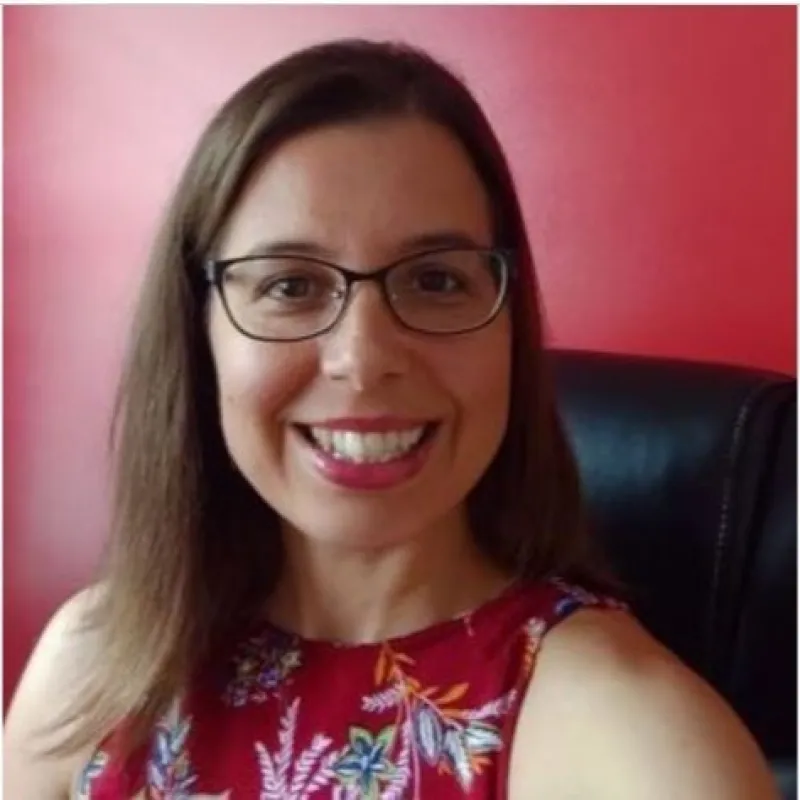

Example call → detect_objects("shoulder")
508 607 778 799
4 585 107 799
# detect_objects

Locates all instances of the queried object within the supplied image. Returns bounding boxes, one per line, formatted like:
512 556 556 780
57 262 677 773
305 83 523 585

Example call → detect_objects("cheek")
437 316 512 451
465 316 512 410
216 347 297 413
209 311 317 458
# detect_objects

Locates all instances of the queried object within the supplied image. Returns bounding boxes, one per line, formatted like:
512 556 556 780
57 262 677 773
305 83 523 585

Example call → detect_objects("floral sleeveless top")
80 578 625 799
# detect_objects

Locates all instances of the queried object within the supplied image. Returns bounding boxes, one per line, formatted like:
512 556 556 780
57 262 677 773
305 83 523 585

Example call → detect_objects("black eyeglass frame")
203 247 516 343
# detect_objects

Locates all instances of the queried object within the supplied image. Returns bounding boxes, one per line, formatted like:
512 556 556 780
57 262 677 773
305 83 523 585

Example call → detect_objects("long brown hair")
55 39 613 757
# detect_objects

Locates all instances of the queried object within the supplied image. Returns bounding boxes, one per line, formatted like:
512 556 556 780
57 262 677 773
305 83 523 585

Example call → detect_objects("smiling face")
207 115 512 550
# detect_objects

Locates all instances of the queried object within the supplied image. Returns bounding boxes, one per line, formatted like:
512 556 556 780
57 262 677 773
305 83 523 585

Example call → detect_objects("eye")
261 274 316 300
412 267 465 294
242 258 339 304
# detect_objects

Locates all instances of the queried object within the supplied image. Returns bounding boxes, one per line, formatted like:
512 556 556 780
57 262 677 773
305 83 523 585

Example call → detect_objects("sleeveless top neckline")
81 576 625 800
253 578 525 654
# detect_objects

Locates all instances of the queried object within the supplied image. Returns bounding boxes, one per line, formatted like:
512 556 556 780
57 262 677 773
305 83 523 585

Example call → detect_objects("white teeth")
363 433 383 459
384 431 400 451
307 426 427 463
313 428 333 451
400 430 420 450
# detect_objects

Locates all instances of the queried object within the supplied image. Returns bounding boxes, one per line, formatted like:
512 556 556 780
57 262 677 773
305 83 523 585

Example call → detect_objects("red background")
4 6 795 705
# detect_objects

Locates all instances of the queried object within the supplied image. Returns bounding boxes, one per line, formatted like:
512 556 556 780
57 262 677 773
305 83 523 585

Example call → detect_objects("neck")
266 509 511 644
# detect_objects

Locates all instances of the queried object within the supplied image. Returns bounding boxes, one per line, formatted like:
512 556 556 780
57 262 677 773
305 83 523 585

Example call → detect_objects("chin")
283 505 444 551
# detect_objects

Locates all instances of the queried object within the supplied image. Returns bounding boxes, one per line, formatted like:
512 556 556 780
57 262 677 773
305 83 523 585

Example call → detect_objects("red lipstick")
294 419 438 491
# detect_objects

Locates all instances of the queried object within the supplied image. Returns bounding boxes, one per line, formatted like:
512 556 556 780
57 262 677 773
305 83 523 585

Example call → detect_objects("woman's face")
208 116 512 549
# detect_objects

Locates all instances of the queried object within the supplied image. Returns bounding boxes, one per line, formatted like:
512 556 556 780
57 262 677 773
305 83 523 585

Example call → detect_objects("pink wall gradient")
4 6 795 703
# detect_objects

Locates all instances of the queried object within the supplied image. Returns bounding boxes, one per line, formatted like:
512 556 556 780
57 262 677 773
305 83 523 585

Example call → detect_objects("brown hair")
55 38 614 757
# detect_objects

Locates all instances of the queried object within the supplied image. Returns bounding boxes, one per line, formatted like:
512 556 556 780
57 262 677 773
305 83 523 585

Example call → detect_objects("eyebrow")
234 230 488 262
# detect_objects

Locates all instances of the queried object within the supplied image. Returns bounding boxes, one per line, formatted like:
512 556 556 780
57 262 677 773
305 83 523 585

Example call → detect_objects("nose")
319 282 411 391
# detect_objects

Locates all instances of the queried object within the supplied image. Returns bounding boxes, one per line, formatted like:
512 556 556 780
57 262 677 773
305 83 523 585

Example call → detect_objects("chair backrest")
551 349 796 783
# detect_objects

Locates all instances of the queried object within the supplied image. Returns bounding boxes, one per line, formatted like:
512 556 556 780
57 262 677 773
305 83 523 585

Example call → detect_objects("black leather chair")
552 349 796 798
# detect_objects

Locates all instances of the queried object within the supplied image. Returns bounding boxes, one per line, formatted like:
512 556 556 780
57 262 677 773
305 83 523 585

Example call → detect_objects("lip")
293 422 439 491
298 416 433 433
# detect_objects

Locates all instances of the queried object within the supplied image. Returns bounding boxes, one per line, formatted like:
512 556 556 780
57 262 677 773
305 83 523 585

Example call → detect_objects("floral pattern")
77 750 108 799
222 628 302 707
254 696 342 799
550 578 627 619
232 636 517 799
333 724 396 796
80 578 623 798
352 642 514 796
146 700 231 800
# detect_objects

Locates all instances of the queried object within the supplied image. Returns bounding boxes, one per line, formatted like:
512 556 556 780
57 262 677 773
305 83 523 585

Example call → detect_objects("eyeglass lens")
219 249 506 340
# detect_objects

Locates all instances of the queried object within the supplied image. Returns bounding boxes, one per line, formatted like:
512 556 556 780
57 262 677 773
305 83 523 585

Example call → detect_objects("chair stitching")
708 383 770 669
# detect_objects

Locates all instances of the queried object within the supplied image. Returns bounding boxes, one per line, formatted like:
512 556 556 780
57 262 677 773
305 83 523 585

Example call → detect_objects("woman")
5 39 776 799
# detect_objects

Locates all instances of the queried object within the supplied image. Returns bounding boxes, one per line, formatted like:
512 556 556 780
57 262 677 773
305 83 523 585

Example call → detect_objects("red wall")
5 6 795 704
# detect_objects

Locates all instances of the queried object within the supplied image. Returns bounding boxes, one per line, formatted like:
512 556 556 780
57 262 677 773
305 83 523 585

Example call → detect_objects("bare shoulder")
4 585 107 800
508 607 778 800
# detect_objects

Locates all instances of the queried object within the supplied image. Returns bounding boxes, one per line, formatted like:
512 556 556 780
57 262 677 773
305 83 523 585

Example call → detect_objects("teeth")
400 430 419 450
308 426 427 463
313 428 333 451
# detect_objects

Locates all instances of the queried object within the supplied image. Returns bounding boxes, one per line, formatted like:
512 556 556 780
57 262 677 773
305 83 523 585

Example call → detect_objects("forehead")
217 116 493 262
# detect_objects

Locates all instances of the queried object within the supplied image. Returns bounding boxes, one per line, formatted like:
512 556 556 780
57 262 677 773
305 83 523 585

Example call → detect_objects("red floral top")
80 578 625 799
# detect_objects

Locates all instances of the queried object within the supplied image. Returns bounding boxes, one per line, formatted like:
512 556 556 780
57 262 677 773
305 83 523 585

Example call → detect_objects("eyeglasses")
204 247 514 342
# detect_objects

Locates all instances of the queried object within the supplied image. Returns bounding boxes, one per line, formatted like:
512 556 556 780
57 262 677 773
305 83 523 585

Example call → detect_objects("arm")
4 589 102 800
509 609 778 799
